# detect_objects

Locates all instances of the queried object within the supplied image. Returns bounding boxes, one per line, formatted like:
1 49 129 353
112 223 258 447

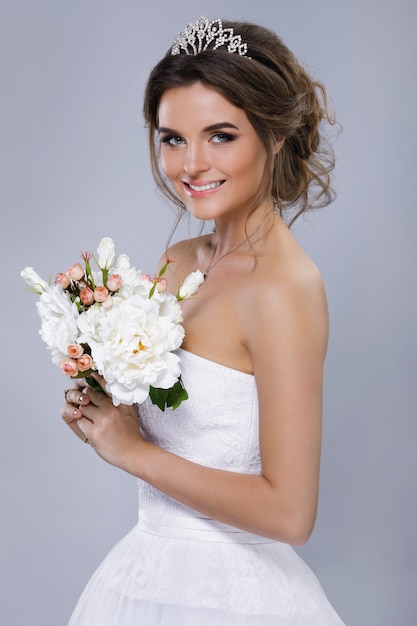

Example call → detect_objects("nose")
183 141 210 175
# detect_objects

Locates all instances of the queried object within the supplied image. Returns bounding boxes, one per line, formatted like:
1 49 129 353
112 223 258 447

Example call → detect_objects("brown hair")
143 19 336 227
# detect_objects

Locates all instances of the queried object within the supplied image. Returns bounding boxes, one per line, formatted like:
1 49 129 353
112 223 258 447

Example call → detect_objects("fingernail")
78 395 85 403
73 409 80 417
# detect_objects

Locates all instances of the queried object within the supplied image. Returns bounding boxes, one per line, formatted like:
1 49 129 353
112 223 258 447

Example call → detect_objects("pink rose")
58 358 78 377
67 344 84 359
77 354 93 372
66 263 85 281
80 287 95 305
106 273 122 292
94 286 109 302
55 273 71 289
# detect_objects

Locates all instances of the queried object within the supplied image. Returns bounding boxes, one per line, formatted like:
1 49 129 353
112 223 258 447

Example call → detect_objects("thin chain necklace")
202 210 271 279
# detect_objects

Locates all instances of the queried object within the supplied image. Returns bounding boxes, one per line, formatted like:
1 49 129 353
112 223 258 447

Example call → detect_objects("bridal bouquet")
21 237 204 410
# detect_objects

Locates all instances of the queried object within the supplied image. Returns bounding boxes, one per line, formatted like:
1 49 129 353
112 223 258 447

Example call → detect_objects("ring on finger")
64 389 71 401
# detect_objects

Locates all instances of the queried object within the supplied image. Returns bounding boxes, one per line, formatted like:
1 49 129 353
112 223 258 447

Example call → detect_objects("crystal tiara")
171 16 248 57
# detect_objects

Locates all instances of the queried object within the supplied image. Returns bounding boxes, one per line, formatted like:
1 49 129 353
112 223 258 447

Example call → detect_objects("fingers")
64 387 90 407
61 385 92 440
76 416 92 441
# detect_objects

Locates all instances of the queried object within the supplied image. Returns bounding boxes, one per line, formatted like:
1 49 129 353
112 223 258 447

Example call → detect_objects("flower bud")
58 358 78 377
20 267 49 292
55 273 71 289
67 344 84 359
80 288 95 305
66 263 84 281
97 237 116 270
106 273 122 292
177 270 205 300
94 286 109 303
77 354 93 372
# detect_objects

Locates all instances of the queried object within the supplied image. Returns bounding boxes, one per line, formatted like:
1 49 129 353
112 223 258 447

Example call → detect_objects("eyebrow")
158 122 239 134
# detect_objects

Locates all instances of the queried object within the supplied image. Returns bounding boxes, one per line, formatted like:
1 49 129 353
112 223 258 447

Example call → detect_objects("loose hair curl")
143 20 336 227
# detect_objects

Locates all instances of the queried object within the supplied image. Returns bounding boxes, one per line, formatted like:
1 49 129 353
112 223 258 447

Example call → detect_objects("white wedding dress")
68 349 345 625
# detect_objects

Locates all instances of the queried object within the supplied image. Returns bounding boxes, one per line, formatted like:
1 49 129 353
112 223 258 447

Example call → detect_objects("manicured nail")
78 395 85 403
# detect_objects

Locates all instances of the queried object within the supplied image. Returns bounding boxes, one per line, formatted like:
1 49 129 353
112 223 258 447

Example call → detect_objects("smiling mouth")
186 181 224 192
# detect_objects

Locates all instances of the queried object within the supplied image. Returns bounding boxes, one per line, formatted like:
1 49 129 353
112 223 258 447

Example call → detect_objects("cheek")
159 152 170 176
160 150 181 179
234 153 267 181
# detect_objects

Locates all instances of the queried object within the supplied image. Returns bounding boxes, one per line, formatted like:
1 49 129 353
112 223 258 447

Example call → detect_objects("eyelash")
160 136 184 146
160 132 236 146
211 132 236 144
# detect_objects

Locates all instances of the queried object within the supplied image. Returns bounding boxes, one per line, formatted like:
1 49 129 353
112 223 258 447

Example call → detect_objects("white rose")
21 267 49 293
177 270 205 300
97 237 116 270
36 285 79 363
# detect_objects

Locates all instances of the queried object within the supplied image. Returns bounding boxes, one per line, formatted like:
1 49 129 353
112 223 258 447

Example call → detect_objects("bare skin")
62 83 329 545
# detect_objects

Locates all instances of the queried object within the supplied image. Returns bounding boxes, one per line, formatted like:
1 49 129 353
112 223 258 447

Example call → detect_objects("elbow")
287 522 314 546
266 506 317 546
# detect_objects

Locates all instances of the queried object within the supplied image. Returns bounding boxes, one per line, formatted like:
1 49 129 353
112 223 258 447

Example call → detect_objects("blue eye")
211 132 235 144
160 135 184 146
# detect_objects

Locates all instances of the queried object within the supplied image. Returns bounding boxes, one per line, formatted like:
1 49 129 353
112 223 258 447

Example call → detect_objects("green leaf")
149 377 188 412
158 261 169 276
83 375 103 393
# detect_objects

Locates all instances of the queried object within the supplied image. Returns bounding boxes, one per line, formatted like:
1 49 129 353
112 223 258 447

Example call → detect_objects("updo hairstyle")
143 19 336 226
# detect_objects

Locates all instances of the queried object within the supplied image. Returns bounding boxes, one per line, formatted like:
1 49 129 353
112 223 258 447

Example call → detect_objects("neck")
211 203 275 254
202 203 277 279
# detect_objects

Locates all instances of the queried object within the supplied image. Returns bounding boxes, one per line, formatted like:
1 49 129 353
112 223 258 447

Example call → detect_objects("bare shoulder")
246 227 326 306
240 229 329 358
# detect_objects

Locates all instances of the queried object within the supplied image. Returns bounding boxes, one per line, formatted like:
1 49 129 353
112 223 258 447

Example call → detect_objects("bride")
62 16 345 625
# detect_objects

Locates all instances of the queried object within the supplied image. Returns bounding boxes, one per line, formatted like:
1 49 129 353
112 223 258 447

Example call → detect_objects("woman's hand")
61 379 91 441
61 375 144 471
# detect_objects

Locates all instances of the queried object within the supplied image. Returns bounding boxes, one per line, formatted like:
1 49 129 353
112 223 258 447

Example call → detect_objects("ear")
272 137 285 155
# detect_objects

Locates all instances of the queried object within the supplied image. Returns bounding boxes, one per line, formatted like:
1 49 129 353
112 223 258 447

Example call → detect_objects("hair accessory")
171 16 248 57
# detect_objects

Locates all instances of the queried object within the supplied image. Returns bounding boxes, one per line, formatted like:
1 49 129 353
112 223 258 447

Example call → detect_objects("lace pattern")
68 349 345 625
138 349 260 518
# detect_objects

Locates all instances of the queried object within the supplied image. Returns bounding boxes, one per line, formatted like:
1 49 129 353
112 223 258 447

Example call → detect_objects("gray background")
1 1 416 625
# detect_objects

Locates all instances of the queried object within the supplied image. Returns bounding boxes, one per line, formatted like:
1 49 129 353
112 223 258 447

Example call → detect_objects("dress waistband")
137 509 274 544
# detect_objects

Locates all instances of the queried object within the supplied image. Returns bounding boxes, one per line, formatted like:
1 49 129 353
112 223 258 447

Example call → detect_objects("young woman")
63 16 345 625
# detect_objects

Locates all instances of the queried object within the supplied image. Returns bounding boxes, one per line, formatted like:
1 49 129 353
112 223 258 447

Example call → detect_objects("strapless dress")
68 348 345 625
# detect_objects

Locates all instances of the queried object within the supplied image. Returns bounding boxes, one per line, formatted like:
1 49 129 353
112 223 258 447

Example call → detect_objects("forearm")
121 439 316 545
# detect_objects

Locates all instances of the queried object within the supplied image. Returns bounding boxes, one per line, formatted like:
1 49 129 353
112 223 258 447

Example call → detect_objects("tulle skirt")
68 510 345 625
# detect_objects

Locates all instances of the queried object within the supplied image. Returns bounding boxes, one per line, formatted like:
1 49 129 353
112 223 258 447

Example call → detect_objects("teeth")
188 181 223 192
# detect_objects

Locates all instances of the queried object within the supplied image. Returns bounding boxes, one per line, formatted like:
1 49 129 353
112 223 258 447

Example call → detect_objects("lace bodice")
138 348 261 520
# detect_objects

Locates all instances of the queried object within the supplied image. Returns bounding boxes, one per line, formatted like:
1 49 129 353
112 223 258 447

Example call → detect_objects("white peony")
81 294 185 405
76 302 103 343
36 285 80 363
112 255 151 300
22 239 204 411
